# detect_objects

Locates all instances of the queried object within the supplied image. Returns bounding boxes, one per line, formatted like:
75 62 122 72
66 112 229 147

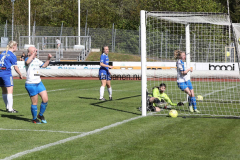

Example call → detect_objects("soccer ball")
169 109 178 118
197 95 203 101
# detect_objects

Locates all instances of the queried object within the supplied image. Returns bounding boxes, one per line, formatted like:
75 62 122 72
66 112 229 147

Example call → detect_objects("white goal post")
141 10 240 117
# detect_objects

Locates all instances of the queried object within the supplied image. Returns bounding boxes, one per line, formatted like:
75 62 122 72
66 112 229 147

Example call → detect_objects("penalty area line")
2 115 145 160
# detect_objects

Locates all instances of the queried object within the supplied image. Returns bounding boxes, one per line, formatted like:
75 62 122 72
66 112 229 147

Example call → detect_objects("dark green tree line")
0 0 237 30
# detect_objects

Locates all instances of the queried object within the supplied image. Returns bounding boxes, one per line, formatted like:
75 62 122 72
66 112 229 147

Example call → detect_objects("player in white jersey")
174 50 200 113
25 46 52 124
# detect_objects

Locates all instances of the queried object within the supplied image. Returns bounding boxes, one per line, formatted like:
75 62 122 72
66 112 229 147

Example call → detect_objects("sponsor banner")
48 61 104 69
17 61 101 70
113 62 239 71
113 62 176 67
41 66 100 70
12 69 240 79
208 63 236 71
17 61 26 69
16 61 239 71
49 61 112 66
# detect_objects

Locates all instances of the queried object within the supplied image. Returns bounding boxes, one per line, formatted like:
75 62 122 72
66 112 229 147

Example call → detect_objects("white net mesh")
144 11 240 117
232 23 240 60
147 12 231 25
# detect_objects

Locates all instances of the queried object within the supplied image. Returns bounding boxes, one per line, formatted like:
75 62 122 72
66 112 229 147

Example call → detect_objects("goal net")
141 10 240 117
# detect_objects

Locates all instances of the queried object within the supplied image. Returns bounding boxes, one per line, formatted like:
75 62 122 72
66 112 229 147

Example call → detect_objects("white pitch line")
15 89 66 96
0 88 139 99
203 84 240 97
2 115 145 160
0 89 67 98
0 128 83 134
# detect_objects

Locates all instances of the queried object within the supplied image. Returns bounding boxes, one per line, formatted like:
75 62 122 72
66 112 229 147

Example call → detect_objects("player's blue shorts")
177 80 193 91
25 81 46 97
99 72 111 80
0 75 13 87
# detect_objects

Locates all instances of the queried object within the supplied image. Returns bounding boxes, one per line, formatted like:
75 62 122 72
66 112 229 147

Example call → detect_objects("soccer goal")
141 10 240 117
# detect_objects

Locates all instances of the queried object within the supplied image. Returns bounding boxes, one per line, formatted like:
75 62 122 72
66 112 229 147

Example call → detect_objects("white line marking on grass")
0 89 67 98
0 128 83 134
180 84 240 104
2 115 146 160
77 88 140 92
0 88 139 99
203 84 240 97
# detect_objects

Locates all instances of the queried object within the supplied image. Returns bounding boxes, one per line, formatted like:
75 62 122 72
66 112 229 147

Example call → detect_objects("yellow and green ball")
169 109 178 118
197 95 203 101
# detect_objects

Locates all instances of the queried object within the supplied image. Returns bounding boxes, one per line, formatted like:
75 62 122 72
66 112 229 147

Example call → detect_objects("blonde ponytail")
5 45 10 54
6 41 17 53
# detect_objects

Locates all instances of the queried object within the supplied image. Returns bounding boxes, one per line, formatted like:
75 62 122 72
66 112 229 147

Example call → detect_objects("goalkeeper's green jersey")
152 88 177 106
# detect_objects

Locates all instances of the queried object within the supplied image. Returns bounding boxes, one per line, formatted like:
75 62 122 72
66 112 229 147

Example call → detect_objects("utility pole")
11 0 15 41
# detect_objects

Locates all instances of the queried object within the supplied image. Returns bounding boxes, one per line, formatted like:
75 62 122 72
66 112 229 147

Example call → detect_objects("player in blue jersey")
99 45 113 101
25 46 52 124
0 41 23 113
174 50 200 113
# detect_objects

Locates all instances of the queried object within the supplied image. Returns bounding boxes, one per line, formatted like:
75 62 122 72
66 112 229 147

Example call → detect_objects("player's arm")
163 93 184 106
163 93 177 106
13 66 23 79
181 68 192 75
100 62 113 69
178 61 192 75
25 52 35 65
11 55 23 79
42 54 52 68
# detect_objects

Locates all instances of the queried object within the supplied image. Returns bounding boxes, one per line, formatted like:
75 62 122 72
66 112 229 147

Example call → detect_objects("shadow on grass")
115 95 141 100
1 114 32 122
161 107 189 112
79 95 141 116
78 97 98 100
0 109 8 113
153 114 240 119
179 115 240 119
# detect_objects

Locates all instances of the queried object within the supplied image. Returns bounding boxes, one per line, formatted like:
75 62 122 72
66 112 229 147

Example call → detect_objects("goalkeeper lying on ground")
149 83 184 112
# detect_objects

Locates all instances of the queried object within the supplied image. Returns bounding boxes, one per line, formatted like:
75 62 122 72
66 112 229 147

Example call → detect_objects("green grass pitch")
1 79 240 160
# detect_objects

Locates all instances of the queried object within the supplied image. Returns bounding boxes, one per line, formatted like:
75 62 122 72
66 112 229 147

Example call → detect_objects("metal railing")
19 36 91 51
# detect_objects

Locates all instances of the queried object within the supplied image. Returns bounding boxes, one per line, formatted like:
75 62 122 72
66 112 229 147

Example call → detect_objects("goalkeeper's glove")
177 102 184 106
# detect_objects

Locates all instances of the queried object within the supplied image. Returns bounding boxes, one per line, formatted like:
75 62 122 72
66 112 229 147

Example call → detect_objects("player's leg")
1 86 8 111
1 75 18 113
37 82 48 123
29 94 41 123
99 72 107 100
106 78 112 100
6 86 15 112
25 83 41 124
183 87 194 113
187 80 200 113
149 97 161 105
178 82 194 112
100 80 106 100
